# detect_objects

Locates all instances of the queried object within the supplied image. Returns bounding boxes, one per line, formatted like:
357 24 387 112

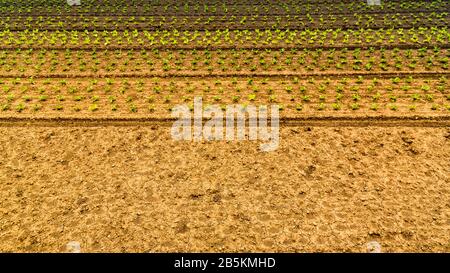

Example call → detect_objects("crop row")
0 48 447 77
1 27 448 50
0 76 448 116
0 0 447 16
2 12 448 31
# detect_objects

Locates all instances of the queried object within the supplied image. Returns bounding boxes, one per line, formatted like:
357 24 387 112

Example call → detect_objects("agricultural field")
0 0 449 253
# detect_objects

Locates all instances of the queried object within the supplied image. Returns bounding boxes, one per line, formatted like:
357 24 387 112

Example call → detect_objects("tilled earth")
0 125 449 252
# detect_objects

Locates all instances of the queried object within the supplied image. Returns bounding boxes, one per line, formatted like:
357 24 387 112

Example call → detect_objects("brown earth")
0 124 449 252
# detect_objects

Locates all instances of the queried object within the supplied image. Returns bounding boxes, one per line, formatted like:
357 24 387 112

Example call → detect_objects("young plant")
370 103 379 111
332 103 341 110
89 104 99 112
351 103 360 110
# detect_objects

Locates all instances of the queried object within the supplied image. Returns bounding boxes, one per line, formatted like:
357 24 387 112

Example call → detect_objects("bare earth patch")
0 125 448 252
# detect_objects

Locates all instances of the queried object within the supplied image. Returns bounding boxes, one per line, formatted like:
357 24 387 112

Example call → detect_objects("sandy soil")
0 125 448 252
